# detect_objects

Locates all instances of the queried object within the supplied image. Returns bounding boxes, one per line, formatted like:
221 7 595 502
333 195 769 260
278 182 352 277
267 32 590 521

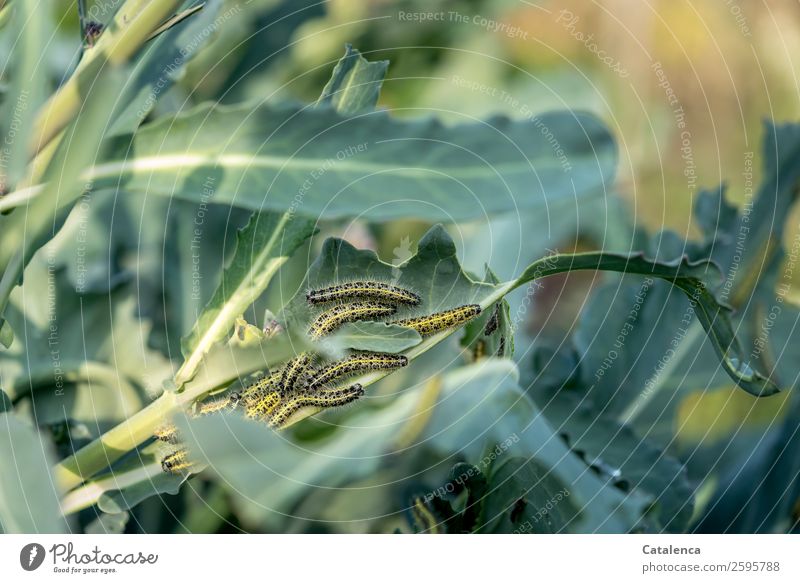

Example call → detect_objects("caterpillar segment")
391 304 482 337
308 352 408 390
279 352 313 394
161 448 194 474
472 339 487 361
307 282 420 307
267 384 365 428
196 394 238 416
240 371 282 401
154 423 180 444
243 389 282 420
308 301 397 340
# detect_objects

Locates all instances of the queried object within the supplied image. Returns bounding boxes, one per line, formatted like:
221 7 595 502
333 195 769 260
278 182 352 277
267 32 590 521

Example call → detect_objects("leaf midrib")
85 153 584 183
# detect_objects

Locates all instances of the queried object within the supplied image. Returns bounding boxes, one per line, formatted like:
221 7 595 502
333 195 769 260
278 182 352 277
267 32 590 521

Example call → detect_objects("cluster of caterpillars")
158 350 407 473
307 280 481 340
159 281 483 474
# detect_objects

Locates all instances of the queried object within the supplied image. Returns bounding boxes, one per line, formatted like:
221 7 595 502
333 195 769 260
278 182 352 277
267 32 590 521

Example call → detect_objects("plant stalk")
54 392 178 492
30 0 182 154
60 462 164 515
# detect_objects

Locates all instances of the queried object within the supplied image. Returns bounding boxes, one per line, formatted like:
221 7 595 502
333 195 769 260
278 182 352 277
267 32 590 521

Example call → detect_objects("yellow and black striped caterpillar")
161 449 193 473
154 423 181 444
237 371 282 419
308 301 397 340
279 352 313 394
159 349 395 471
391 304 482 337
307 281 420 306
410 496 444 534
239 371 281 400
196 395 238 416
472 338 487 361
243 389 282 420
266 384 365 428
308 352 407 390
154 385 247 447
155 374 276 471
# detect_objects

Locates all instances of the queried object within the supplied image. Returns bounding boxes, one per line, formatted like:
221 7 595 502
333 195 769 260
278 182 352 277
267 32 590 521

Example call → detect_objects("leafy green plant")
0 1 796 535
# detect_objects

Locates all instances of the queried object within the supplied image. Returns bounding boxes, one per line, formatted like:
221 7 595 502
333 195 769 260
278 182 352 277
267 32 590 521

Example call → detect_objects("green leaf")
0 0 50 190
695 394 800 533
60 442 186 516
176 211 316 386
174 43 387 384
96 458 186 514
460 267 513 358
0 4 11 29
54 333 305 500
535 389 694 532
108 0 223 136
511 252 778 397
0 390 11 413
0 413 66 533
180 334 308 397
274 225 776 429
0 320 11 349
0 69 127 348
328 322 422 353
282 224 496 346
34 103 616 222
316 44 388 114
0 257 173 406
419 360 651 533
560 123 800 443
179 386 420 525
85 511 129 534
479 456 578 534
701 123 800 304
570 276 697 427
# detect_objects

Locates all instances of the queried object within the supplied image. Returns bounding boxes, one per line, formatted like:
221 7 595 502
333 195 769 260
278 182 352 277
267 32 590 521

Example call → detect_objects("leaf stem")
60 462 163 515
31 0 182 154
54 392 178 492
53 339 297 492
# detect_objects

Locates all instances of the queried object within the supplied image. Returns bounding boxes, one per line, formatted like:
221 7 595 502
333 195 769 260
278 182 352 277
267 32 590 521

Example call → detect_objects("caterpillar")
240 371 282 401
308 352 408 390
153 374 272 442
238 372 283 419
309 301 397 340
153 400 232 444
244 389 282 420
279 352 313 394
307 281 421 306
410 496 443 534
391 304 482 337
484 304 500 336
472 339 487 361
154 423 180 444
161 449 193 473
196 395 238 416
267 384 365 428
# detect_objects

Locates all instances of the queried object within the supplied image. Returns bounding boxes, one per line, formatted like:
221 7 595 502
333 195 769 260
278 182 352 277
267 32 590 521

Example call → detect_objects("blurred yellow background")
275 0 800 244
